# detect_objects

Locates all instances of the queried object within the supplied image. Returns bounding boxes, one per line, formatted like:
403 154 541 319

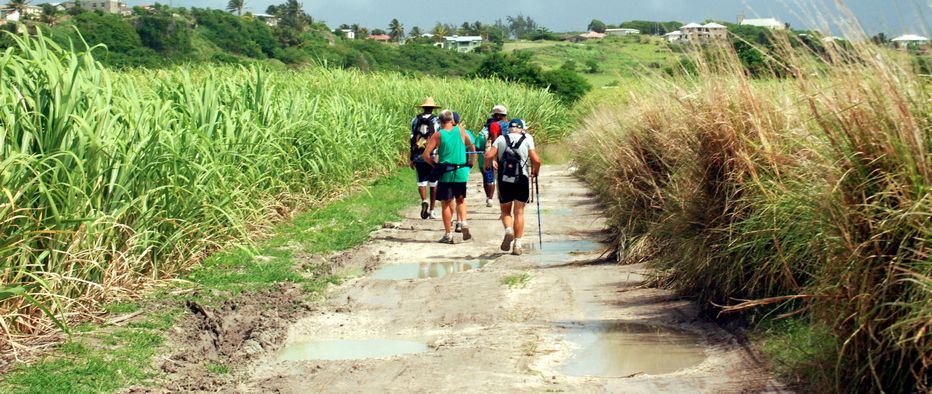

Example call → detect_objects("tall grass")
0 32 569 350
573 28 929 392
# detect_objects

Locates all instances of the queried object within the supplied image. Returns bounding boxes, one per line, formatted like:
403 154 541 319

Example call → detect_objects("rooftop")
892 34 928 42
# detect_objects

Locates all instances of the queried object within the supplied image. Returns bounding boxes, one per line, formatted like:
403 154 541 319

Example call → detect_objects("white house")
605 28 640 36
253 13 278 27
339 29 355 40
822 35 844 43
79 0 130 15
679 22 728 42
664 30 684 43
442 35 483 52
891 34 928 48
739 17 786 30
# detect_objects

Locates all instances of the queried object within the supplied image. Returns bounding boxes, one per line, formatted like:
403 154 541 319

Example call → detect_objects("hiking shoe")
430 210 439 219
512 240 524 256
486 198 493 208
439 233 455 244
461 224 472 241
454 222 462 233
500 231 515 251
420 201 429 219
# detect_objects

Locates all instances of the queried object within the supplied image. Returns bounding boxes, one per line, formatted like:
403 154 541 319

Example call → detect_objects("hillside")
506 35 680 87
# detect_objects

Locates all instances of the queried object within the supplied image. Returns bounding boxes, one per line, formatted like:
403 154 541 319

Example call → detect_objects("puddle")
278 339 428 361
526 240 603 265
561 322 706 377
370 261 487 280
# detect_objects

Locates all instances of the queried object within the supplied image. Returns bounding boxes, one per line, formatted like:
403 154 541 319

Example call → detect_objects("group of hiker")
409 97 541 255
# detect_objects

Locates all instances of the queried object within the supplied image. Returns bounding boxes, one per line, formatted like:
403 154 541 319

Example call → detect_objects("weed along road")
162 164 776 393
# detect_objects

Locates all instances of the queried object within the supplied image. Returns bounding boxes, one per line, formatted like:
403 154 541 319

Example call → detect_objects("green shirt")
438 126 469 183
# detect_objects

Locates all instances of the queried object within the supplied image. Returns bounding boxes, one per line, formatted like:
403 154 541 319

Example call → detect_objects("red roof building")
368 34 391 42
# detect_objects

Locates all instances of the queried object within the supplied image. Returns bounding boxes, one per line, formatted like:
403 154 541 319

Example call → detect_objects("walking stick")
535 175 543 250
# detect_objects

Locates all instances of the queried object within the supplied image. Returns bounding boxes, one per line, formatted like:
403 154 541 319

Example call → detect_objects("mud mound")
137 283 313 392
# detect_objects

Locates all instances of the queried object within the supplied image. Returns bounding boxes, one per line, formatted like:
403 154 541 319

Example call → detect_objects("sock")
460 221 468 227
422 199 428 204
505 227 514 235
514 237 522 246
445 232 453 238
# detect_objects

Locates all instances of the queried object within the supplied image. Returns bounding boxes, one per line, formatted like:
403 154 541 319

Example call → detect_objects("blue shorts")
482 168 495 185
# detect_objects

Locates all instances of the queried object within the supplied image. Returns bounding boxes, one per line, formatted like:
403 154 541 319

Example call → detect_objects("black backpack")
498 133 527 184
410 114 437 161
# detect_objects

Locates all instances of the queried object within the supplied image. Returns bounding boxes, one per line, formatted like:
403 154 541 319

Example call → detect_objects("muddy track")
144 165 784 393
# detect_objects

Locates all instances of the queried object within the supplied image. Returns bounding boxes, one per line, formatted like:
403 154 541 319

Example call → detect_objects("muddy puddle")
526 240 603 265
370 261 487 280
560 321 706 377
278 339 428 361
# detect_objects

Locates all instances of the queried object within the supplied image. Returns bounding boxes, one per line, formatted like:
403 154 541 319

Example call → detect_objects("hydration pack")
498 133 527 184
410 114 437 162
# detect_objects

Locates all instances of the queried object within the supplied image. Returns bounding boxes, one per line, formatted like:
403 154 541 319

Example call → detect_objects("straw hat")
418 97 439 108
491 105 508 115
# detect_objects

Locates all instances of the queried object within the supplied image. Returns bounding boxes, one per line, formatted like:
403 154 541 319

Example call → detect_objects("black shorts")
415 162 438 187
437 182 467 201
498 175 530 204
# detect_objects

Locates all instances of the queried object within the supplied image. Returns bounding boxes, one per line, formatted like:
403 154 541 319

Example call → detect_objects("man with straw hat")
411 97 441 219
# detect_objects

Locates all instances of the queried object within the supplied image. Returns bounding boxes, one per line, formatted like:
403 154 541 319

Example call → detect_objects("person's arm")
528 149 542 177
423 133 441 166
484 139 499 170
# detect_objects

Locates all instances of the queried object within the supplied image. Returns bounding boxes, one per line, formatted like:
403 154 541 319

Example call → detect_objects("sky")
135 0 930 36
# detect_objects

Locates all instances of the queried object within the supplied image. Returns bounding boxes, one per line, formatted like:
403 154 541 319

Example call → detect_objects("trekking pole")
535 175 543 250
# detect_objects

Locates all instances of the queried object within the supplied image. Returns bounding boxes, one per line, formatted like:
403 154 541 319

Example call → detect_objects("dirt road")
164 165 782 393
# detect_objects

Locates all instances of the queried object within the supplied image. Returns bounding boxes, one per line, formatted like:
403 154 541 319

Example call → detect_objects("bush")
573 31 930 393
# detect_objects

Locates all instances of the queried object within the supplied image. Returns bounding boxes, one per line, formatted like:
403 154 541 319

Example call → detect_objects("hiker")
476 105 510 207
423 110 477 244
452 112 475 234
410 97 441 219
484 118 541 255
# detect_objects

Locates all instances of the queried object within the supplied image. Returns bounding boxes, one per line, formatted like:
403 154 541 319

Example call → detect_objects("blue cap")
453 112 461 124
509 119 525 129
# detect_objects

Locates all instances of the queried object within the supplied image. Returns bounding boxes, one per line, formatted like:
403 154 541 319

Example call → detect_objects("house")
579 31 606 39
339 29 356 40
821 36 844 43
1 4 41 23
891 34 928 48
78 1 130 15
605 28 640 36
664 30 685 43
253 13 278 27
680 22 728 43
368 34 392 42
739 17 786 30
442 35 482 52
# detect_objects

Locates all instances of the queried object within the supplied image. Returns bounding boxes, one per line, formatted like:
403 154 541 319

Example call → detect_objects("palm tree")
226 0 245 16
9 0 30 15
39 3 59 26
409 26 422 38
432 23 449 43
388 18 404 43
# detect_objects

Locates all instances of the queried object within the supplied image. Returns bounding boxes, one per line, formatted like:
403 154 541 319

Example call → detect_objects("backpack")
414 114 436 137
498 133 527 184
410 114 437 162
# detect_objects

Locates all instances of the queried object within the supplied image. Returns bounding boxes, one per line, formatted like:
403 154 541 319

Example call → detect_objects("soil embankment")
153 165 783 393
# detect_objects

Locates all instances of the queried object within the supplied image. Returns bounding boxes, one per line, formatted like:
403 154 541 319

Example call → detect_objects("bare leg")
441 200 455 233
513 202 526 238
429 186 437 212
455 196 467 223
419 185 427 200
500 202 514 229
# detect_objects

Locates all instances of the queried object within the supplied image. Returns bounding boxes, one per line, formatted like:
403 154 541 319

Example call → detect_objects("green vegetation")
510 36 679 87
473 51 593 103
0 32 569 346
1 169 416 393
504 273 531 288
573 31 930 392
